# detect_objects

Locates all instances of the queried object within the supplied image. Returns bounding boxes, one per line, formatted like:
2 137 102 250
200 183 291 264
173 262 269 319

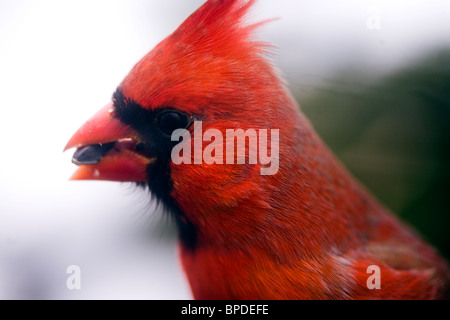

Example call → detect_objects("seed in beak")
72 142 115 165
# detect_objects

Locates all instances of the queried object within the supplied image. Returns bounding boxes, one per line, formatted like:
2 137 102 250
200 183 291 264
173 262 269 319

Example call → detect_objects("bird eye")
157 111 191 135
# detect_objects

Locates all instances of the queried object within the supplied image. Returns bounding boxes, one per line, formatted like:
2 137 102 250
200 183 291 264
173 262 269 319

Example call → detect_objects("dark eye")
157 111 191 135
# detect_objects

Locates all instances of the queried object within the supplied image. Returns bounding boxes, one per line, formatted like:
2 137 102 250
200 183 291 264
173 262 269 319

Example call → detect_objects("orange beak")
64 102 153 182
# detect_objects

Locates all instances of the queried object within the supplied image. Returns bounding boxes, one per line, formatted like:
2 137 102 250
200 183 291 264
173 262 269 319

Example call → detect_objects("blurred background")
0 0 449 299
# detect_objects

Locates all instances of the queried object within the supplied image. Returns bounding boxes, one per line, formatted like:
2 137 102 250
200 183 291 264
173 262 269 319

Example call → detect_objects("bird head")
65 0 303 246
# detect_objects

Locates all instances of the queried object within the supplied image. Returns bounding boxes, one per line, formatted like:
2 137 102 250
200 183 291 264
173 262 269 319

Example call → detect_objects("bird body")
65 0 450 299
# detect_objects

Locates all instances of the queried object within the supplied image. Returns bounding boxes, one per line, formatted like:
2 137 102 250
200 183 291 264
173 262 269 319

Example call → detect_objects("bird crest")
120 0 271 110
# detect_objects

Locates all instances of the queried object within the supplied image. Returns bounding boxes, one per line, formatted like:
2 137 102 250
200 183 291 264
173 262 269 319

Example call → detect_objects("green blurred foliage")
298 50 450 259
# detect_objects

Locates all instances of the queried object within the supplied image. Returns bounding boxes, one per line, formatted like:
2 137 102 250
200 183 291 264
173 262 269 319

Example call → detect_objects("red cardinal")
65 0 450 299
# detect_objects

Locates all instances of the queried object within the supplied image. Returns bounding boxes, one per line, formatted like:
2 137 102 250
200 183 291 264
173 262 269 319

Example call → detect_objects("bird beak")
64 102 154 182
